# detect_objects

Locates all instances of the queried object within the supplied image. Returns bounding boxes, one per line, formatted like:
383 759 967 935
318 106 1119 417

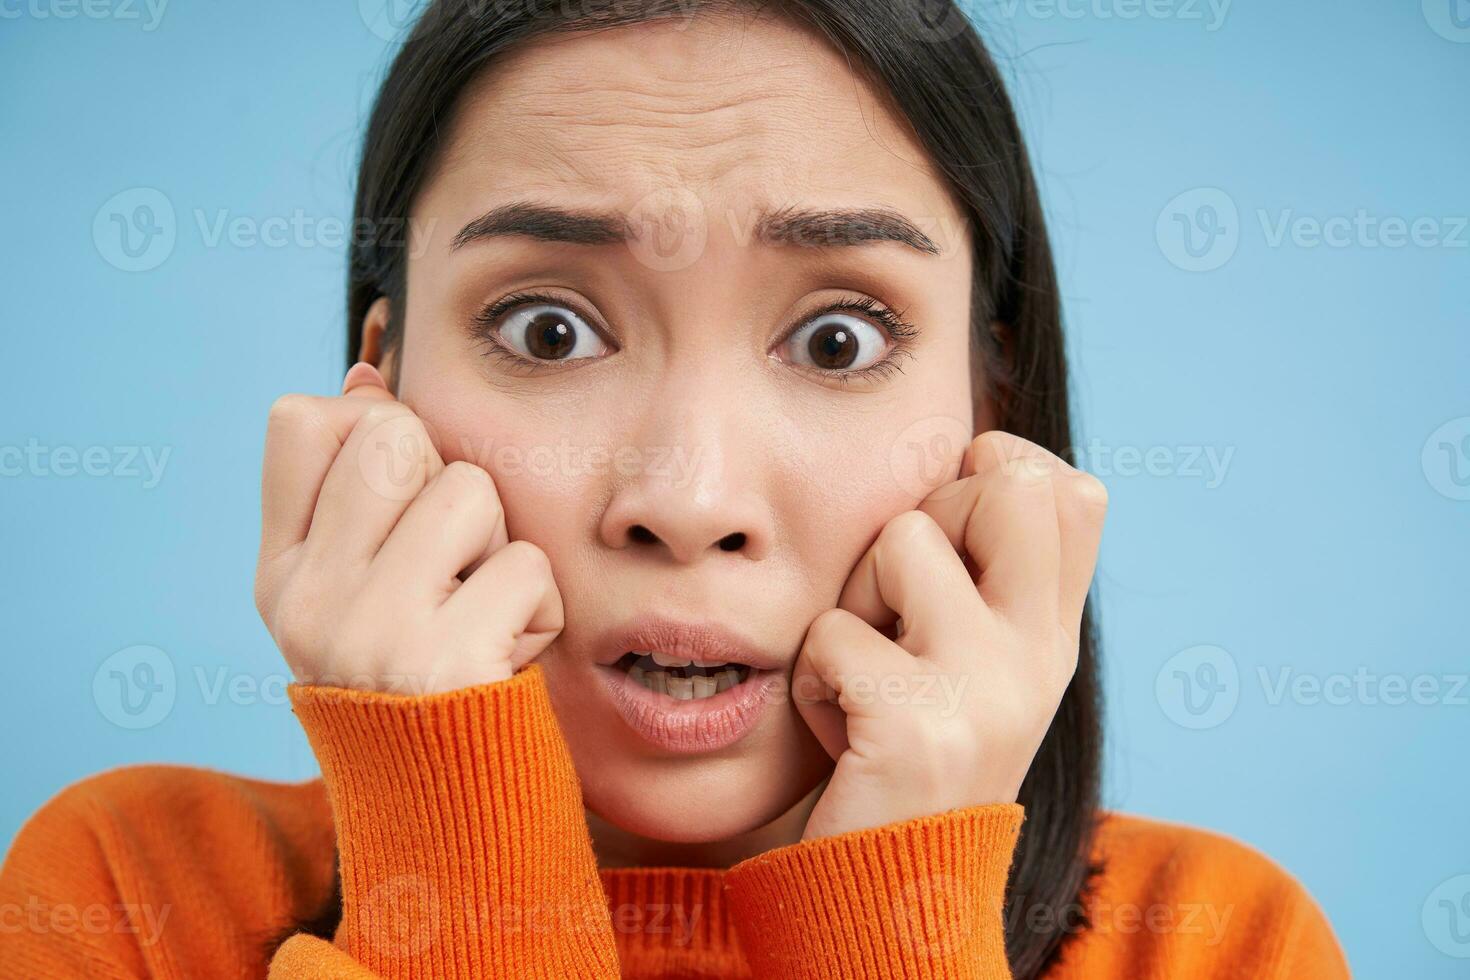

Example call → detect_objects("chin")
576 730 832 843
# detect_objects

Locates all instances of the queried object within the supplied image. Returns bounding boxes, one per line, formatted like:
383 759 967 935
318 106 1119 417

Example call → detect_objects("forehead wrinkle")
426 14 962 248
454 80 898 197
435 14 892 173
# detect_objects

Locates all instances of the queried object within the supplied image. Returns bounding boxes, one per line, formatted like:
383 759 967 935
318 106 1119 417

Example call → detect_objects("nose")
597 403 774 564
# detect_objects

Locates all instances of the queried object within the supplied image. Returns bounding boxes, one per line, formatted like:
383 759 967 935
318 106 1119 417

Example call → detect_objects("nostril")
626 525 747 552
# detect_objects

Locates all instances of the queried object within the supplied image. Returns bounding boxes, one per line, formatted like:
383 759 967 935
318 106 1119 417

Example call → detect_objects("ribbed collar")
599 866 749 977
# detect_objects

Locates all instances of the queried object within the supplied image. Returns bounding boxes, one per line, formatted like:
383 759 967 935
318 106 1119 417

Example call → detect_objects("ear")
358 296 398 389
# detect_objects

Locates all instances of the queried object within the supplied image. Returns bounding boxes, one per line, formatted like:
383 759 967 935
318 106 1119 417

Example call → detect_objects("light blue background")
2 2 1466 975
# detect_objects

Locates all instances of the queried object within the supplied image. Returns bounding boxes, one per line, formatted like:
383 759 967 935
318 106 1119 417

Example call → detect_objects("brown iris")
807 322 858 369
523 311 576 360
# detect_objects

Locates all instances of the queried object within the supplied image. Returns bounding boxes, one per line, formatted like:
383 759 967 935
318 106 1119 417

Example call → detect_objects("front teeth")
635 650 730 671
627 662 743 700
630 665 667 695
648 649 691 668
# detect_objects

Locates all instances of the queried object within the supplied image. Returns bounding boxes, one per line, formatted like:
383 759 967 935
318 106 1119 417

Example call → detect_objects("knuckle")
971 432 1062 487
969 429 1026 470
970 429 1019 455
1009 452 1061 488
1069 471 1110 515
442 459 495 494
807 607 853 649
500 539 551 578
266 393 319 431
359 400 413 430
251 569 272 620
432 462 503 529
268 580 320 653
881 508 940 548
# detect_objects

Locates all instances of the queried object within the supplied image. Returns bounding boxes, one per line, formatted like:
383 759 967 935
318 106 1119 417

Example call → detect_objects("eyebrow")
449 201 941 255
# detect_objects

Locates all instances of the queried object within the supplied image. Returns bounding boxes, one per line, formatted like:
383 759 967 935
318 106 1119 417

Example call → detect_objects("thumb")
340 360 446 486
341 361 396 401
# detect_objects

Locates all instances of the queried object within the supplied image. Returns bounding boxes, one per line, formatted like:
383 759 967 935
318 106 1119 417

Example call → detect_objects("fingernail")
341 361 383 395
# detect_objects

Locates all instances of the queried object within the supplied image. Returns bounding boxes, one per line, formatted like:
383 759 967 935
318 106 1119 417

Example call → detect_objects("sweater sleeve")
723 801 1024 980
270 662 620 979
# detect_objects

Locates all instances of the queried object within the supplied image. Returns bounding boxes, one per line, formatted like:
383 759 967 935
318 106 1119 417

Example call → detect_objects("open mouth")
592 618 783 753
612 651 753 700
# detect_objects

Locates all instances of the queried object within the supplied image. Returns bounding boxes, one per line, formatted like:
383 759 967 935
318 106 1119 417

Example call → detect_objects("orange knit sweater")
0 663 1350 978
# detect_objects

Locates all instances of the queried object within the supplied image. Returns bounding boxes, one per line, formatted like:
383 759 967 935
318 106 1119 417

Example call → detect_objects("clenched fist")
252 362 562 694
793 430 1107 840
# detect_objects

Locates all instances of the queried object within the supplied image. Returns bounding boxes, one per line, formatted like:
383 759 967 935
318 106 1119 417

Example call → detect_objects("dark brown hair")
317 1 1104 975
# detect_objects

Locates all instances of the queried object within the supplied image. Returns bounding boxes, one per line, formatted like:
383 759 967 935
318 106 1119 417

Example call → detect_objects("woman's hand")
793 430 1107 840
253 363 563 694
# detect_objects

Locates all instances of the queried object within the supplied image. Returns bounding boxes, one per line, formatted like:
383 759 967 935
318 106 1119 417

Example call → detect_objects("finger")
791 608 912 761
835 510 984 663
935 431 1062 627
439 540 564 674
342 361 392 399
304 396 445 566
371 460 510 600
1052 469 1107 642
259 369 400 561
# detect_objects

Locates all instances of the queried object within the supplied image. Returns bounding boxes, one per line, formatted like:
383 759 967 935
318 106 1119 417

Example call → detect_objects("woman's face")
380 11 978 844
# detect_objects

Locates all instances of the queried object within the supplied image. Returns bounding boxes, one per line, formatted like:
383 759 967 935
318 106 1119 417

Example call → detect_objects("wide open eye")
494 302 610 362
781 311 888 373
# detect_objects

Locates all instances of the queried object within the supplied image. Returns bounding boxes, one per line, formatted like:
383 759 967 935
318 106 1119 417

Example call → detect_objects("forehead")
423 11 964 245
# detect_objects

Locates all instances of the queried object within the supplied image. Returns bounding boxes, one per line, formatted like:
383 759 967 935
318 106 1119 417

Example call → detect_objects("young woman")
0 1 1351 977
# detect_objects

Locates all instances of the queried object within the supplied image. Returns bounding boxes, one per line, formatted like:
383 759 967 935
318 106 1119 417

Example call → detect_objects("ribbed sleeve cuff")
288 663 619 979
724 802 1024 980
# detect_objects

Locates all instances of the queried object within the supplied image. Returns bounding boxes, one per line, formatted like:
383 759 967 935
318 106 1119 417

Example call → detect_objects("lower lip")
594 661 783 754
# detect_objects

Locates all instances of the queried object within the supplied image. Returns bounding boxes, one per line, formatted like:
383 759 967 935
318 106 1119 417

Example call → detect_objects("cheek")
780 408 971 596
398 380 602 549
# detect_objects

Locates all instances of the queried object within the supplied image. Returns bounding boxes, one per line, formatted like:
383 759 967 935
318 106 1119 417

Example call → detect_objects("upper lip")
593 616 786 672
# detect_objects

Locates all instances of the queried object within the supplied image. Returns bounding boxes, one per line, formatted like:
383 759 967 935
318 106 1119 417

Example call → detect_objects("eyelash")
470 289 608 376
470 289 922 383
788 294 921 386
